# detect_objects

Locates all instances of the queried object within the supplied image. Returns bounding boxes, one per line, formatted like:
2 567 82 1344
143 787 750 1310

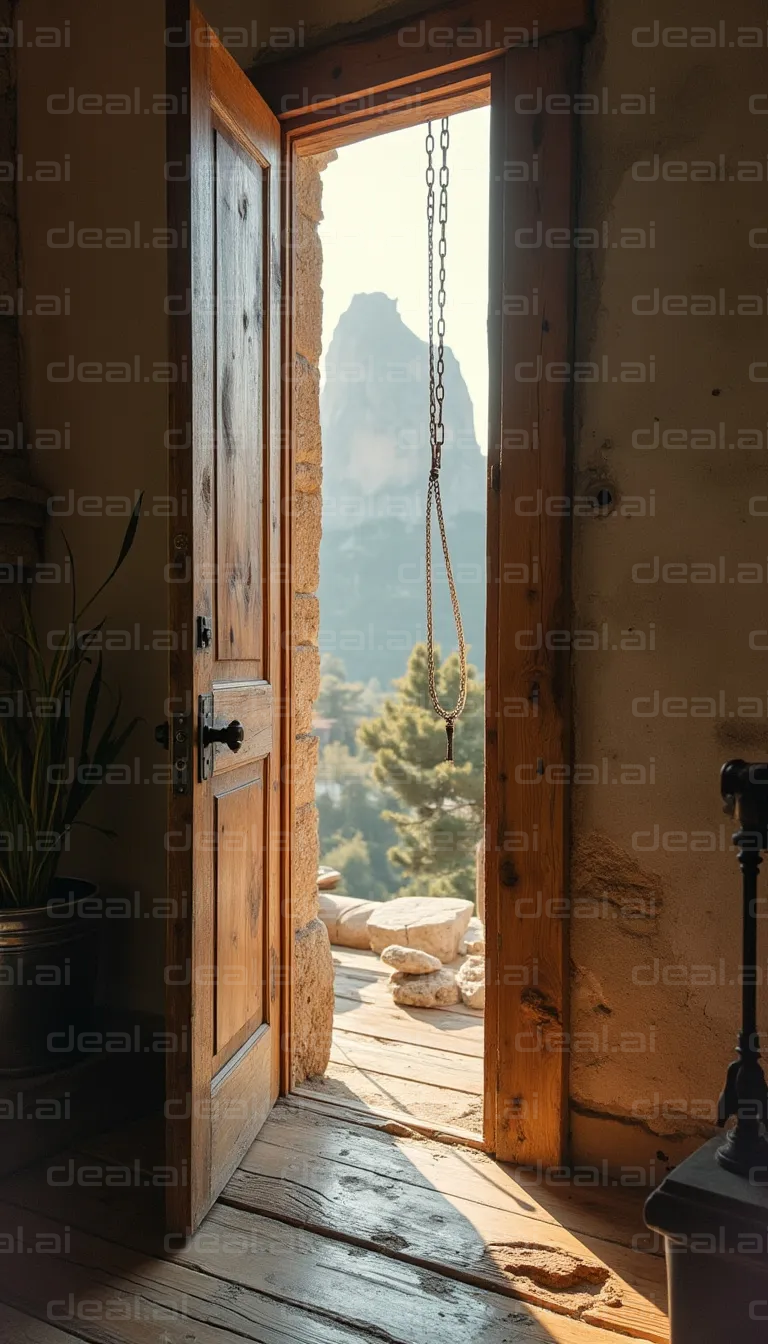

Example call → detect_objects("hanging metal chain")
425 117 467 764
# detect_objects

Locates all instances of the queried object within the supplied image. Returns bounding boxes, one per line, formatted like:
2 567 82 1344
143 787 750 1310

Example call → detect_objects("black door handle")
202 719 244 753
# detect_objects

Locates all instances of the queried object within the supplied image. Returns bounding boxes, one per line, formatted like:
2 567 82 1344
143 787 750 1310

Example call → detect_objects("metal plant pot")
0 877 100 1076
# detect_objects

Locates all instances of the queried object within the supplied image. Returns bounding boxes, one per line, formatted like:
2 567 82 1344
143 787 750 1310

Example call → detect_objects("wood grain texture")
165 1 283 1236
214 127 264 666
291 1088 485 1146
331 1029 483 1093
0 1304 82 1344
165 0 211 1235
224 1132 668 1340
287 66 491 153
211 680 273 775
250 0 590 120
214 779 265 1058
0 1188 657 1344
261 1103 662 1255
333 999 483 1056
485 34 579 1167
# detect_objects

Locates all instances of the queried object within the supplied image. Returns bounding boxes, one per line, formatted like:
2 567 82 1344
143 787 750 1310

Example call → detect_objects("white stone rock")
464 938 485 956
367 896 473 963
389 967 461 1008
459 914 485 954
380 944 442 975
456 954 485 1011
475 839 485 922
318 891 377 949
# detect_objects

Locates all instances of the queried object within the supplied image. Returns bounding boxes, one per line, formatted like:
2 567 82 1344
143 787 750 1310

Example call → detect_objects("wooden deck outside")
0 1094 668 1344
298 945 485 1134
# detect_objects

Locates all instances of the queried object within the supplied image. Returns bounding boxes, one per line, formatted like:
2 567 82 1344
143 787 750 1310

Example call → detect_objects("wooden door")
164 2 283 1235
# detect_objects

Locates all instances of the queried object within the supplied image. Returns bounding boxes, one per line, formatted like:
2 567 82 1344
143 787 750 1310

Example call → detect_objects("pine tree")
358 643 483 904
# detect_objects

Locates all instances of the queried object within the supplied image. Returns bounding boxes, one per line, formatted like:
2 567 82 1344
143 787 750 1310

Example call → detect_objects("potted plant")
0 500 142 1074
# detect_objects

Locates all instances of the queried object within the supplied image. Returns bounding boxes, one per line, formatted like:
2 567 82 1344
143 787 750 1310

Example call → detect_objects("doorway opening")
298 106 490 1137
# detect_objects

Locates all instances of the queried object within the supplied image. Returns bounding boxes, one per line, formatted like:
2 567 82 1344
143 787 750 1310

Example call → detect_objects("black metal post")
716 760 768 1178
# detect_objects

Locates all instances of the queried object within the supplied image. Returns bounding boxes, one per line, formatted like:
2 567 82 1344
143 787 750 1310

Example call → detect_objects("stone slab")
367 896 473 963
319 891 377 950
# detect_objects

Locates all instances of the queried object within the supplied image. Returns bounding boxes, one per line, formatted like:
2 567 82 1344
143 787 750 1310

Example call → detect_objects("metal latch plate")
170 712 191 795
199 692 214 782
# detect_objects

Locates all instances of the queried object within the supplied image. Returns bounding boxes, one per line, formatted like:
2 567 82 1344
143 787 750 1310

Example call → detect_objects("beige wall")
570 0 768 1172
15 0 768 1157
17 0 170 1013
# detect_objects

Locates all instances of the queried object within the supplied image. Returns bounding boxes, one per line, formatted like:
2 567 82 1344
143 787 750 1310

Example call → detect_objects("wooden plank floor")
0 1097 667 1344
303 945 485 1133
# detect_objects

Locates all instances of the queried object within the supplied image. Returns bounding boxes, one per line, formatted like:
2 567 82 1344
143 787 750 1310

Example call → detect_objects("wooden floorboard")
331 1028 483 1093
0 1148 659 1344
0 1303 83 1343
223 1106 668 1342
292 1087 486 1145
328 943 485 1132
0 1009 667 1344
0 1198 389 1344
332 1000 483 1055
264 1101 662 1251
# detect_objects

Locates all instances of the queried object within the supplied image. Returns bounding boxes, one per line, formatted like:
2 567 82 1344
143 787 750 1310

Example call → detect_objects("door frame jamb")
267 8 584 1164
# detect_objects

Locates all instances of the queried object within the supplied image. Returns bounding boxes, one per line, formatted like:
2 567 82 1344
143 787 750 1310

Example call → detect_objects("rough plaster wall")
291 151 337 1082
16 0 169 1013
205 0 410 69
571 0 768 1170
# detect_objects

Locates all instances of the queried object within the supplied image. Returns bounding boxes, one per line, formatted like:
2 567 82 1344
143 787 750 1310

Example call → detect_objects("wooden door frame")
265 0 586 1164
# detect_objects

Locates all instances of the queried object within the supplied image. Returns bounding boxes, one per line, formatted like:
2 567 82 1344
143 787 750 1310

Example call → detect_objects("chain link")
425 117 467 763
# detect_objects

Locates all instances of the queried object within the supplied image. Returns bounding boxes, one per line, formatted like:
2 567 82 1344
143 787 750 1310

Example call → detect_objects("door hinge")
270 947 278 1003
490 461 501 493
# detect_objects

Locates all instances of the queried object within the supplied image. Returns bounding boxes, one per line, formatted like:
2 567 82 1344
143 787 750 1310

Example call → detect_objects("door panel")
165 1 283 1235
211 681 273 777
214 126 265 667
214 777 265 1061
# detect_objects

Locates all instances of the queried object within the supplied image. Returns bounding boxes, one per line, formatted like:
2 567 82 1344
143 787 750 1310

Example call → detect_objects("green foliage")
316 741 399 901
321 832 378 901
315 655 383 751
0 501 143 909
358 643 483 904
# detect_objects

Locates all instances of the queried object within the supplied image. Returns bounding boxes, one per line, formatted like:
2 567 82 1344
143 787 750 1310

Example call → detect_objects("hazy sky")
317 106 490 452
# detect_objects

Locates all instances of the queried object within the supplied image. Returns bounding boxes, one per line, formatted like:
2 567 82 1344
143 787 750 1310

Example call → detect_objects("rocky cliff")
319 293 486 686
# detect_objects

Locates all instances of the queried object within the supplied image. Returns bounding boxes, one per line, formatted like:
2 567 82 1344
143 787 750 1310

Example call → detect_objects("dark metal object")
424 116 466 764
198 692 244 781
196 615 212 650
155 713 191 795
204 719 244 753
0 878 99 1075
716 759 768 1178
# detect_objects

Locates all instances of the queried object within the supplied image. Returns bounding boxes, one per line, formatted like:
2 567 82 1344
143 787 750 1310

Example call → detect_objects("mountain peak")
321 293 484 525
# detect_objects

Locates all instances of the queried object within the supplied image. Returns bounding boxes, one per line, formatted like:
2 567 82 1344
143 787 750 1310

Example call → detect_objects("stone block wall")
290 150 337 1083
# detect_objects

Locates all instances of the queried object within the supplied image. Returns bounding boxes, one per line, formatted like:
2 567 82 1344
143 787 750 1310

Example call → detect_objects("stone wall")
290 150 337 1083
